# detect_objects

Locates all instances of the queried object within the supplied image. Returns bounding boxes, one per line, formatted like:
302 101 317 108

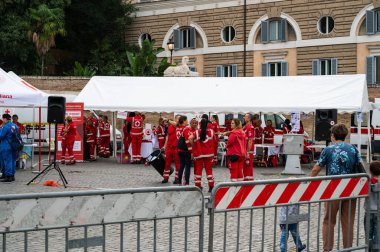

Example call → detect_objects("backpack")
7 127 24 152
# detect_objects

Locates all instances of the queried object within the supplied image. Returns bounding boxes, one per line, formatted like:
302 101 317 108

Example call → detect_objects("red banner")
57 102 84 161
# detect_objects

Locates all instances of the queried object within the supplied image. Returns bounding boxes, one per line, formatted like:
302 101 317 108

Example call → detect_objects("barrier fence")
0 186 204 252
207 174 370 252
0 175 378 252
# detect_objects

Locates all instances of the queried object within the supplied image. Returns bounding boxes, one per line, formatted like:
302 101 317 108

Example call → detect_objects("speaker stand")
27 123 68 188
281 155 305 175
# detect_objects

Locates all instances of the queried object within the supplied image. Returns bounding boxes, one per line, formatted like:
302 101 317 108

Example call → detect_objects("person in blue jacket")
0 114 19 182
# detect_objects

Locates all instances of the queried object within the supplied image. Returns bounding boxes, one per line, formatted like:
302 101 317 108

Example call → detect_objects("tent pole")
312 112 315 142
112 112 117 158
48 123 51 163
38 106 42 172
367 113 371 163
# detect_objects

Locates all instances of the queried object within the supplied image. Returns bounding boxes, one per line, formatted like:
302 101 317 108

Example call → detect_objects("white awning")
74 74 370 114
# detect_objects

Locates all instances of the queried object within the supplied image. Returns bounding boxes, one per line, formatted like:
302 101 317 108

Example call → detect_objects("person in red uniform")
162 115 181 184
60 116 77 165
123 113 133 158
283 119 292 134
155 118 168 149
176 116 193 185
99 115 111 158
86 112 99 128
263 120 275 144
210 115 220 163
12 115 24 134
189 118 215 192
86 119 97 161
226 119 246 182
127 112 144 163
243 113 255 181
254 119 263 144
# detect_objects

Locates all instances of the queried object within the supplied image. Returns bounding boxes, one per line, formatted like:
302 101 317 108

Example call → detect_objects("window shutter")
189 27 196 49
232 64 238 77
281 61 288 76
279 19 288 42
261 63 268 76
261 20 269 43
366 10 376 35
312 59 321 75
173 29 181 50
331 58 338 75
366 56 376 85
216 65 223 77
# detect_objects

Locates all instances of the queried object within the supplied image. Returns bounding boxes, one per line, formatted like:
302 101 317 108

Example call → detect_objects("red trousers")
158 138 165 149
229 156 244 182
61 140 75 162
131 134 143 160
214 139 219 161
163 146 180 180
243 153 254 181
123 136 132 155
100 136 110 158
194 157 214 188
87 142 95 159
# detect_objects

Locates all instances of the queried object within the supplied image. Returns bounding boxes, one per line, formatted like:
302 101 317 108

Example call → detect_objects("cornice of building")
135 0 285 17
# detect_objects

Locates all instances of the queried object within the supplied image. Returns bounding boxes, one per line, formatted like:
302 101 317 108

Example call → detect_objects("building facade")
128 0 380 86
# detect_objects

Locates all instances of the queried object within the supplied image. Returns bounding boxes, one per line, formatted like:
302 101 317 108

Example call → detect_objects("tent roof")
74 75 370 114
0 68 48 107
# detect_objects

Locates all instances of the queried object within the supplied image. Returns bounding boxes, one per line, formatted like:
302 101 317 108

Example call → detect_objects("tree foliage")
125 40 171 77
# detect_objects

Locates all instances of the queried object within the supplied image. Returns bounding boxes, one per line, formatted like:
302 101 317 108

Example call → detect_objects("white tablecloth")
128 142 154 159
254 144 282 156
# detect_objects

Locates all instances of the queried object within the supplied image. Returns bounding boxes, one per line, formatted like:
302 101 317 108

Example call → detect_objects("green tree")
65 61 96 77
28 4 66 75
125 40 171 77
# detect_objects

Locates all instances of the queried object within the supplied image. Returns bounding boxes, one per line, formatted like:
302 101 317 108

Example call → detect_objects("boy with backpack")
0 114 20 182
365 161 380 251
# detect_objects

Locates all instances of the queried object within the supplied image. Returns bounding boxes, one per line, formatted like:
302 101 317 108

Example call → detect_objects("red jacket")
127 115 143 135
176 125 193 152
155 125 166 141
61 123 76 142
86 125 97 143
254 126 263 144
283 125 291 134
243 123 255 153
263 126 275 144
226 129 246 157
192 128 214 159
86 117 98 128
15 122 24 134
99 121 110 138
166 124 177 148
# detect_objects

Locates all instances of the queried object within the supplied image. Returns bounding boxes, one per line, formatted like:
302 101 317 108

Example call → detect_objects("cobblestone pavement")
0 158 367 251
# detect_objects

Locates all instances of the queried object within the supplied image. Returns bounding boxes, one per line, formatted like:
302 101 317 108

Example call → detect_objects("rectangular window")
377 11 380 32
182 29 190 48
313 58 338 75
216 64 238 77
269 21 279 41
268 62 281 76
320 59 331 75
376 56 380 84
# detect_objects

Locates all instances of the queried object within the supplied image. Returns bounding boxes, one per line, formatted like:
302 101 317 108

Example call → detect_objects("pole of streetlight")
170 50 173 64
243 0 247 77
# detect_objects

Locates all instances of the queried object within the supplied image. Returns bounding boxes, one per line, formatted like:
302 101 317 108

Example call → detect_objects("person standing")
0 114 18 182
155 118 167 150
12 114 24 134
263 120 275 144
226 119 246 182
162 115 181 184
122 119 132 157
190 118 215 192
254 119 263 144
99 115 111 158
176 116 192 185
60 116 77 165
127 112 144 163
86 119 97 161
243 113 255 181
311 124 362 251
283 119 292 134
211 115 220 163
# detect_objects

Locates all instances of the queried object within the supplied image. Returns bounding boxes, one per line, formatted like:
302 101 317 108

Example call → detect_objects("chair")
218 141 227 167
254 146 267 167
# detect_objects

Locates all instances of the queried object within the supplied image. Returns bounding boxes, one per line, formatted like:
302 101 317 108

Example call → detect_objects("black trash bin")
147 150 174 177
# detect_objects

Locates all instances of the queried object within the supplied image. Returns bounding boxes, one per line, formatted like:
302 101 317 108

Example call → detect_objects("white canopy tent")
75 74 371 163
0 68 48 107
74 75 370 114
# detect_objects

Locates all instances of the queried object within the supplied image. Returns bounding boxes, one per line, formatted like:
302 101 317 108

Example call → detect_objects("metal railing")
207 174 370 252
0 186 204 252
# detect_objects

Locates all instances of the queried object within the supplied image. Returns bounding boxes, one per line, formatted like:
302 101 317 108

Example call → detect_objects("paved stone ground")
0 158 368 251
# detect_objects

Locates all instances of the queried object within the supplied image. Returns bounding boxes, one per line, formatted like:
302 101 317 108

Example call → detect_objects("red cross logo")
4 109 10 114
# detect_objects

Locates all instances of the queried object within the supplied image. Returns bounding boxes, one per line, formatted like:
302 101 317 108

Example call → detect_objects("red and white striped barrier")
213 177 369 210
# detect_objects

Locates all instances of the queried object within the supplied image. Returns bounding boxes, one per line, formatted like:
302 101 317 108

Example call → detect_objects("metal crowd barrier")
0 186 204 251
207 174 370 252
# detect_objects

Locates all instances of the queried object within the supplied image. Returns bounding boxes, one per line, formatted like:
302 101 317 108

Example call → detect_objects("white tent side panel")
74 75 370 114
